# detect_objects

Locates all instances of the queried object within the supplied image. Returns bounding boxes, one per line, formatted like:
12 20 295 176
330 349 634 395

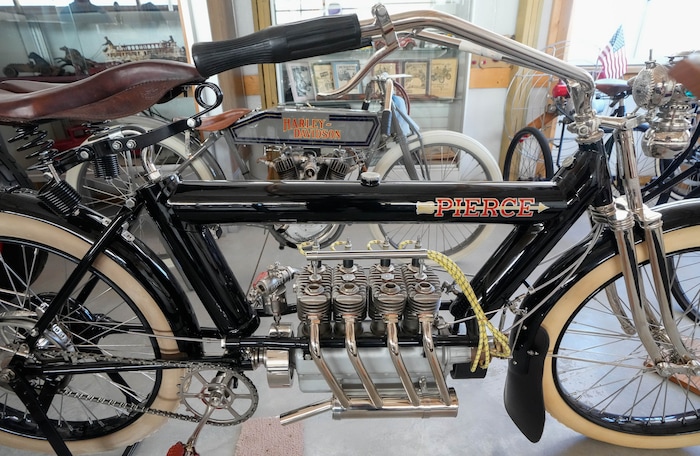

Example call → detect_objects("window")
567 0 700 66
272 0 444 24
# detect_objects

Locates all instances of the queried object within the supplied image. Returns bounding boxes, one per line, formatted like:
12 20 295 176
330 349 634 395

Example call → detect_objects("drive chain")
37 352 258 427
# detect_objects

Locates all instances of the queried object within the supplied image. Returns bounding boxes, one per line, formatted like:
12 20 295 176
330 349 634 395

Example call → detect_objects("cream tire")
0 212 183 454
541 224 700 448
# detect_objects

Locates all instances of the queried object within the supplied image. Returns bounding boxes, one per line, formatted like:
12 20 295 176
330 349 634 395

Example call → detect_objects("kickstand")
122 441 141 456
9 370 73 456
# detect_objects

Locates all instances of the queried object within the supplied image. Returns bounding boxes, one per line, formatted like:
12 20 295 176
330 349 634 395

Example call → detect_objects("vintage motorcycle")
0 4 698 455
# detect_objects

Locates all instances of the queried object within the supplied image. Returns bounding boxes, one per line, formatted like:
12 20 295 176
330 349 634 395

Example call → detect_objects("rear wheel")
542 224 700 448
0 212 182 454
503 126 553 181
370 130 502 260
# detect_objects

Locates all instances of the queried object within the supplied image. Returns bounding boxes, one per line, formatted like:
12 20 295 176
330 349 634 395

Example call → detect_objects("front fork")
593 125 699 373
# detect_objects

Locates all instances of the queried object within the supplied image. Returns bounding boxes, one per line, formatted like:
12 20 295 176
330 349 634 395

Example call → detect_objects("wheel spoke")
545 233 700 443
0 231 176 448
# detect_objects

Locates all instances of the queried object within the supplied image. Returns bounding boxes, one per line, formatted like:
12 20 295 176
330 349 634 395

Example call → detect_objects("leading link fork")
594 120 700 375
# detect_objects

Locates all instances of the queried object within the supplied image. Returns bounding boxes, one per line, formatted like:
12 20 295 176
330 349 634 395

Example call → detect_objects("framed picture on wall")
402 60 428 96
311 62 335 93
332 60 362 94
372 61 400 77
428 58 458 99
286 62 315 102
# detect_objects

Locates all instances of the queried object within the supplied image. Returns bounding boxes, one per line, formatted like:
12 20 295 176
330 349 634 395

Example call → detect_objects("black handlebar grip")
192 14 363 78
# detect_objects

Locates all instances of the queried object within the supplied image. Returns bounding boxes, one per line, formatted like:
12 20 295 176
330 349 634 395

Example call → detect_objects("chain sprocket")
43 354 258 427
179 366 259 425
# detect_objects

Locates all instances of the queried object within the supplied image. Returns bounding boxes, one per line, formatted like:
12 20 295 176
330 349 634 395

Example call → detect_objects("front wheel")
369 130 502 260
0 212 183 454
541 223 700 448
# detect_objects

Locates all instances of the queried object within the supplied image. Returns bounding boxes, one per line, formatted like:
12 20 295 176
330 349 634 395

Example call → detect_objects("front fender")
0 188 203 357
504 198 700 442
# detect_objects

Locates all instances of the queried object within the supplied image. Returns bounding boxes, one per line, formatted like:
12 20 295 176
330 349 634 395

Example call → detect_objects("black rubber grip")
192 14 363 78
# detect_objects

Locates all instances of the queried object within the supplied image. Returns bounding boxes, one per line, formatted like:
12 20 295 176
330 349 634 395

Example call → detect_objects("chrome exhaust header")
280 391 459 424
280 313 462 424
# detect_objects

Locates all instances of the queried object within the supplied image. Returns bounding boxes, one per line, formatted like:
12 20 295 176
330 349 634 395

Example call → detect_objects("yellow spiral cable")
330 240 350 251
397 239 419 250
366 239 385 250
426 250 511 371
296 241 314 256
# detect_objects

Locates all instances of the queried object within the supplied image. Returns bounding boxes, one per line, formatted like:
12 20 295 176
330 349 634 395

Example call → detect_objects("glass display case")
0 0 194 177
271 1 470 132
280 41 467 132
0 1 186 80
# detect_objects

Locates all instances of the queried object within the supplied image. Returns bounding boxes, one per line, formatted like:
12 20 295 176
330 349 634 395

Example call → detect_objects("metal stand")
9 368 73 456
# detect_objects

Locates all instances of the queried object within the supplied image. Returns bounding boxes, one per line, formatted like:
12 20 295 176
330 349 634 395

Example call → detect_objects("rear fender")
0 188 203 357
504 198 700 441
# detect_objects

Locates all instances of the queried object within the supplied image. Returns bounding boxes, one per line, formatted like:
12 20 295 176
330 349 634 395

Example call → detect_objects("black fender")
0 188 203 357
504 198 700 442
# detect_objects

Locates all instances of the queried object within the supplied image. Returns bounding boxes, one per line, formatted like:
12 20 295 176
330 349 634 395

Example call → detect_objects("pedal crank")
170 368 259 455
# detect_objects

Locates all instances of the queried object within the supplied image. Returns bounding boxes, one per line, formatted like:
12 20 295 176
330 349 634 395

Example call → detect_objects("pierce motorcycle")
0 4 698 455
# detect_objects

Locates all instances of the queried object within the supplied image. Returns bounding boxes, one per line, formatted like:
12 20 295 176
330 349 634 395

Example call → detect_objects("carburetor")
631 55 694 159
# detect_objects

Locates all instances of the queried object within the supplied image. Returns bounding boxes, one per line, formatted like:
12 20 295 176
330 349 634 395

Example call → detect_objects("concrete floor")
5 220 700 456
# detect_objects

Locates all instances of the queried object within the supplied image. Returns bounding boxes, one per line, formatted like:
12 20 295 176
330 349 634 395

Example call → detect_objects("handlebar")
192 14 366 78
192 4 601 142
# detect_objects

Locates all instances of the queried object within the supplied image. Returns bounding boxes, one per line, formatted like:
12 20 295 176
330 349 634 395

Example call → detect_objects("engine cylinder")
325 159 350 180
402 264 441 334
296 263 332 336
368 262 406 335
332 263 367 335
274 156 299 179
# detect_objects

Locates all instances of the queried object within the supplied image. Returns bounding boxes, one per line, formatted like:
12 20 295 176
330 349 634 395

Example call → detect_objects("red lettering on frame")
482 198 499 217
453 198 465 217
464 198 479 217
517 197 535 217
434 198 454 217
500 197 518 217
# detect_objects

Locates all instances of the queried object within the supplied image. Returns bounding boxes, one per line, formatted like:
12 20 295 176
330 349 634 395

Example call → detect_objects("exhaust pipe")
280 390 459 424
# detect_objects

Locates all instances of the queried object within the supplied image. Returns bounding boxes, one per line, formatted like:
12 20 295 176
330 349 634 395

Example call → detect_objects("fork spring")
7 125 55 159
93 154 120 179
38 179 81 215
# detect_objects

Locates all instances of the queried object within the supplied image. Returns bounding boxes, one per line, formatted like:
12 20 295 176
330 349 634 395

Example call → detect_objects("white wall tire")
0 212 183 454
541 225 700 448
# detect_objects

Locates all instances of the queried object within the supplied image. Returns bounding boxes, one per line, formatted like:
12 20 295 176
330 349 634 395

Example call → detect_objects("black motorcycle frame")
31 140 611 358
5 119 619 456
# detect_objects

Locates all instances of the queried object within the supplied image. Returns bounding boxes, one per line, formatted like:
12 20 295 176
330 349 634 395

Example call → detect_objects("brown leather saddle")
0 60 252 131
0 60 204 125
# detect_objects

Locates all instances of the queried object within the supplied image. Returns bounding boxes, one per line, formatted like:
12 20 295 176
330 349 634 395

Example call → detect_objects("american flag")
597 26 627 79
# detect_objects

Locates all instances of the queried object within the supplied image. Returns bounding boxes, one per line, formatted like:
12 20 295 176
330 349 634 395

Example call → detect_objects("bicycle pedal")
167 441 200 456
